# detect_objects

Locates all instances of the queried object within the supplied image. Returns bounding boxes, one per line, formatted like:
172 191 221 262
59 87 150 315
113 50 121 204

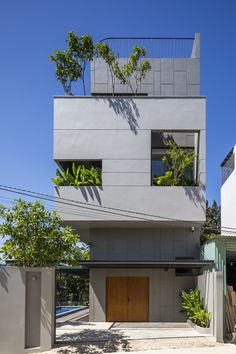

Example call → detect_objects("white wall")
0 267 55 354
221 166 236 236
197 272 223 342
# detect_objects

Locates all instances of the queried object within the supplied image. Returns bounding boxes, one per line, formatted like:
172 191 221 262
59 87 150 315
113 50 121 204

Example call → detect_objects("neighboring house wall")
90 268 195 322
0 267 55 354
221 147 236 236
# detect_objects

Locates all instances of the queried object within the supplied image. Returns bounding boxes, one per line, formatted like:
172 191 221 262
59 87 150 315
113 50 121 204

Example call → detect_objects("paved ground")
56 322 211 342
34 320 235 354
36 321 222 353
107 345 236 354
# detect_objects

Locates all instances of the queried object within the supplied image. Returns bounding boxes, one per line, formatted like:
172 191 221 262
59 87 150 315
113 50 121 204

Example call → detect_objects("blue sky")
0 0 235 211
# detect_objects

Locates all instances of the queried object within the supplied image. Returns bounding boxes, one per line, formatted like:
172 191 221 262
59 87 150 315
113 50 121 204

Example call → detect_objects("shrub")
51 163 102 187
181 288 211 328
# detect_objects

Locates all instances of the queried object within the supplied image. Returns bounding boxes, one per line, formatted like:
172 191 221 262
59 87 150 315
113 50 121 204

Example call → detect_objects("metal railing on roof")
100 37 195 58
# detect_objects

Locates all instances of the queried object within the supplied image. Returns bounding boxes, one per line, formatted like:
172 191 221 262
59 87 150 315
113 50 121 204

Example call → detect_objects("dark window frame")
151 130 200 186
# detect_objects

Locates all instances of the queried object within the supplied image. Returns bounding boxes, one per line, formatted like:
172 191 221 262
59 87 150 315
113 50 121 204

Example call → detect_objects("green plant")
181 288 211 327
51 163 102 187
95 42 117 95
113 46 152 94
153 139 196 186
50 31 94 95
0 199 82 266
49 50 82 95
67 31 94 95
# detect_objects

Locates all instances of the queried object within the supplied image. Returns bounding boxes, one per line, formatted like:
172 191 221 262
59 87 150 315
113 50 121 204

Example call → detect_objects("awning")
79 260 214 269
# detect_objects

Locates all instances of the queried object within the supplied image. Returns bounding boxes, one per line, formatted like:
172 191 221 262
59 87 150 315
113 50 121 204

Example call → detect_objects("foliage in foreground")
181 288 211 328
153 139 195 186
200 200 221 245
51 163 102 187
0 199 87 266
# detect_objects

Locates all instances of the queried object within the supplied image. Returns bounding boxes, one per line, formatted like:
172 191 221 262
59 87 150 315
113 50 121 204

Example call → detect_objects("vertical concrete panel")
197 272 223 340
25 272 41 349
40 268 55 351
160 59 174 84
0 267 25 354
0 267 55 354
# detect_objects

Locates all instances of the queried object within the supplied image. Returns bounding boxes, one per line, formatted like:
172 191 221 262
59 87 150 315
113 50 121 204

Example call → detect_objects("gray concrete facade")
0 267 55 354
89 228 200 261
91 34 200 96
89 268 195 322
54 96 206 227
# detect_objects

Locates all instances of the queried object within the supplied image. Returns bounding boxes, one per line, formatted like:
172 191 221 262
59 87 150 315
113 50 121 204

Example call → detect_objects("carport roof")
79 260 214 269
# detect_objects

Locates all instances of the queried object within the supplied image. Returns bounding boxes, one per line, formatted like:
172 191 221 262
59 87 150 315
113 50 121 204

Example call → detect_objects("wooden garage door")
106 277 149 322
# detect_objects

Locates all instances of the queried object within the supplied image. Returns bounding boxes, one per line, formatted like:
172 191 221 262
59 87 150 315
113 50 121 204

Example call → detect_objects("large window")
151 131 199 186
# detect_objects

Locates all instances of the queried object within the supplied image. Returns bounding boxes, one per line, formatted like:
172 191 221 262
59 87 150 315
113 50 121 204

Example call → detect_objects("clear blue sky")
0 0 235 209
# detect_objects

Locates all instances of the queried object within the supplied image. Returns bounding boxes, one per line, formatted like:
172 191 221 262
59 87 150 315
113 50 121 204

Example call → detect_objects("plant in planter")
153 139 196 186
181 288 211 328
112 46 152 95
51 163 102 187
95 43 151 95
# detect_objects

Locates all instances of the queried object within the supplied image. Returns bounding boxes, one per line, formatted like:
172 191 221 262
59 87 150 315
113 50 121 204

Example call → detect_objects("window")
53 160 102 187
151 131 199 186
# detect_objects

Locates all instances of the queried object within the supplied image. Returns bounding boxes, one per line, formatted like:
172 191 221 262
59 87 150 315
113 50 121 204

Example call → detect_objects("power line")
0 184 190 223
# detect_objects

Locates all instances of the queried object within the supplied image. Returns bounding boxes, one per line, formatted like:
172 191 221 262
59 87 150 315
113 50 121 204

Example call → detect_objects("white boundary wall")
197 272 223 342
0 267 55 354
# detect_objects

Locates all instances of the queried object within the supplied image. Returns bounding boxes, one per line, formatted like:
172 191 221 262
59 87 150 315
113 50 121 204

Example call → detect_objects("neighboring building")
54 33 210 322
201 146 236 337
221 146 236 236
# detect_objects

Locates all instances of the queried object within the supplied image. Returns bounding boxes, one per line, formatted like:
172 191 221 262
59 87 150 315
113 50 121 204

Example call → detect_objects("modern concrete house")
54 33 211 322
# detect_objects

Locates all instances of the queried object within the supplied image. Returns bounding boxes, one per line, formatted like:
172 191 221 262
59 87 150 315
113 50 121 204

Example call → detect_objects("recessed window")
151 131 199 186
52 160 102 187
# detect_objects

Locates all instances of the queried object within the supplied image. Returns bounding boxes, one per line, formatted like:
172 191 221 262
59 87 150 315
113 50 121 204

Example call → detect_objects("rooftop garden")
49 31 151 96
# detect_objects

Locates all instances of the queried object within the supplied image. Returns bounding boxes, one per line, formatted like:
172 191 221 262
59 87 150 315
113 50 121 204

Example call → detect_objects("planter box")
187 319 212 335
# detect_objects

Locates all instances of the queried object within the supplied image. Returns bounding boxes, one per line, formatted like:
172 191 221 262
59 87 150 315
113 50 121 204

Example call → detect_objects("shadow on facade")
98 97 140 135
184 186 206 210
0 267 9 292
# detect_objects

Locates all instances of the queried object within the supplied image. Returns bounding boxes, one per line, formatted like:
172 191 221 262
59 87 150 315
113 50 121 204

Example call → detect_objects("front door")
106 277 149 321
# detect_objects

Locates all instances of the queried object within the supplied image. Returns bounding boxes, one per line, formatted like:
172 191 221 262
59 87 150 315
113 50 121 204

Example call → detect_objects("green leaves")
49 31 95 95
181 288 211 327
153 139 196 186
51 163 102 187
112 46 152 94
0 199 82 267
49 50 82 95
96 43 152 95
50 31 152 96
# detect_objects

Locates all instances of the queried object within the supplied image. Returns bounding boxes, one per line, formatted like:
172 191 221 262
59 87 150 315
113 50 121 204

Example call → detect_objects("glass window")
151 131 199 186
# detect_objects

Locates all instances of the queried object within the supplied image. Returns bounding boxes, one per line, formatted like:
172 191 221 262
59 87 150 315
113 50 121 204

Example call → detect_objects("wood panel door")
106 277 149 322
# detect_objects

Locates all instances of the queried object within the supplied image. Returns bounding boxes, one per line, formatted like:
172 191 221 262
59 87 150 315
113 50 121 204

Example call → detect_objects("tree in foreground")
0 199 87 267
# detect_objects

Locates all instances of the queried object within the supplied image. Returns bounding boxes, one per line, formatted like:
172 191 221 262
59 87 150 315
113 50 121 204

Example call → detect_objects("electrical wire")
0 184 192 223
